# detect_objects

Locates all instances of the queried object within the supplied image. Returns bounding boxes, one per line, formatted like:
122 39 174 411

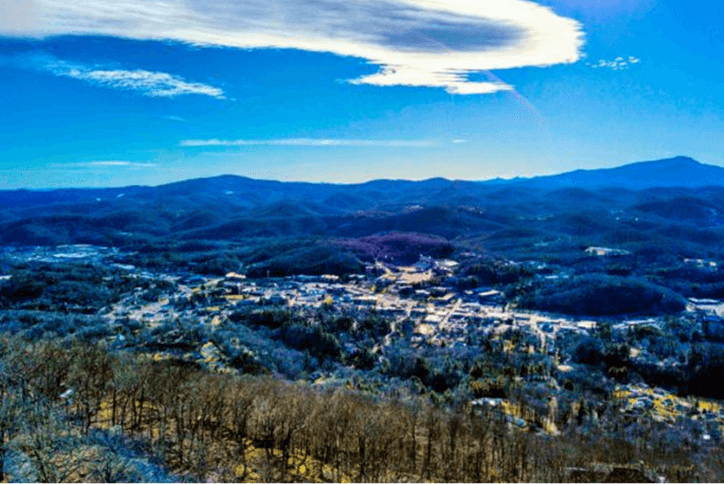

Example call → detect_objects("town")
5 243 722 447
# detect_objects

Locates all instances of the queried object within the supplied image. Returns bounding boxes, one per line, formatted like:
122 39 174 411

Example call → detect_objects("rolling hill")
1 156 723 262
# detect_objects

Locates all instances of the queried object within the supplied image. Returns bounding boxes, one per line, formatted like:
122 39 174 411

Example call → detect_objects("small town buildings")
584 246 630 256
225 271 247 280
354 296 377 306
684 258 718 269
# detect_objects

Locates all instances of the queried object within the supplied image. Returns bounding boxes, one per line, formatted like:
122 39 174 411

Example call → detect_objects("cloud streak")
180 138 434 148
87 161 157 166
50 161 158 168
587 56 641 71
3 0 584 94
8 53 225 98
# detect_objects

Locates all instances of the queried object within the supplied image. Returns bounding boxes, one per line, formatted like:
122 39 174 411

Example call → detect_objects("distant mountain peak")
635 155 700 168
500 156 724 190
662 155 696 162
668 155 698 163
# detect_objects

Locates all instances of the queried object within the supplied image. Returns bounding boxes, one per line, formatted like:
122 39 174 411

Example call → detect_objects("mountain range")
1 156 724 254
2 156 723 211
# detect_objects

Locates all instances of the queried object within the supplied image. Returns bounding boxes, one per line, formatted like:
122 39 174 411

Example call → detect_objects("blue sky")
0 0 722 188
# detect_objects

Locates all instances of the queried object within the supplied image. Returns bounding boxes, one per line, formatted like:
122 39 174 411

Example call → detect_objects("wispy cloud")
88 161 157 167
7 53 225 99
587 56 641 71
180 138 434 148
50 161 157 168
2 0 584 95
452 139 468 144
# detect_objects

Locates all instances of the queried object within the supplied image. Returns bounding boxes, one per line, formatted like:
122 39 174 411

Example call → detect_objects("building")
414 255 434 271
354 296 377 307
478 289 503 304
433 259 459 274
225 271 247 280
684 258 717 269
585 246 630 257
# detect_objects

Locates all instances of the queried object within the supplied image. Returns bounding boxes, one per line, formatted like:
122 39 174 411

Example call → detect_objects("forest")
1 337 722 483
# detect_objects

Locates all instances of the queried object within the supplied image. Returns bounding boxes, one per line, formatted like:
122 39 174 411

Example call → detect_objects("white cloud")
587 55 641 71
11 53 225 98
180 138 434 147
452 139 468 143
0 0 37 35
66 69 225 98
3 0 585 94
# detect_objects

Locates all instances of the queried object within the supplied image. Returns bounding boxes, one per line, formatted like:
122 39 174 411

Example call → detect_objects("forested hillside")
2 338 719 482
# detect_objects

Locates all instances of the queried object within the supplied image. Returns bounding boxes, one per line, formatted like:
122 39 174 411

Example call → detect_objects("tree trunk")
111 387 117 426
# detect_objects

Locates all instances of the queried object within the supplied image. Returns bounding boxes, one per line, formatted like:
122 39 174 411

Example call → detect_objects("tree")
67 343 113 434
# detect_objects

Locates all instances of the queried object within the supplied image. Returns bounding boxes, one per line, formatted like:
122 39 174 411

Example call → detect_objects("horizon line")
0 155 709 191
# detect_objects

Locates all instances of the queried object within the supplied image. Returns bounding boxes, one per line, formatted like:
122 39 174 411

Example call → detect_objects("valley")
2 158 724 481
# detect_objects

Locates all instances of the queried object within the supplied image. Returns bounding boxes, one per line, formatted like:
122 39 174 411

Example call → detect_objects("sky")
0 0 723 188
